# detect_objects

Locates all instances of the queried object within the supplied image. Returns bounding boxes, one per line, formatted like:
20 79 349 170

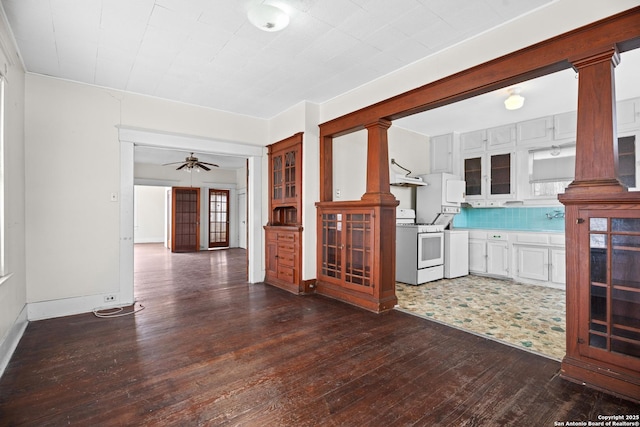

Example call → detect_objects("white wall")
134 186 167 244
24 75 269 319
0 10 27 376
389 126 430 209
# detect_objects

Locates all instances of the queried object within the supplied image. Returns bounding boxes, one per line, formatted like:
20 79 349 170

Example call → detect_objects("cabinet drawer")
277 232 296 242
277 242 295 253
277 251 295 267
515 233 549 245
277 266 295 282
487 232 508 241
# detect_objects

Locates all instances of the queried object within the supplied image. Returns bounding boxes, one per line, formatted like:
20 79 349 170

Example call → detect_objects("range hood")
390 174 428 187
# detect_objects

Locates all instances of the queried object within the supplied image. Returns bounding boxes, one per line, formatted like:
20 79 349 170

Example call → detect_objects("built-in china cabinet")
264 132 305 294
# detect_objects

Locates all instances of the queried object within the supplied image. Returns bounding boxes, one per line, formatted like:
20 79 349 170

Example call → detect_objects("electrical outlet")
104 295 116 302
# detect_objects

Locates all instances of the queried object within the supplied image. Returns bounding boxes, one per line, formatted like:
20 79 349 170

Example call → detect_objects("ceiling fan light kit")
162 153 219 171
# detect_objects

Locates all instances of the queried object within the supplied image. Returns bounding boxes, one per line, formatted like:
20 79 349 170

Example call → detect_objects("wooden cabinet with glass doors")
561 205 640 403
264 132 305 294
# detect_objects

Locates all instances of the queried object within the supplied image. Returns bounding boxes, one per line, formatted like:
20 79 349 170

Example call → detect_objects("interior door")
209 189 230 248
171 187 200 253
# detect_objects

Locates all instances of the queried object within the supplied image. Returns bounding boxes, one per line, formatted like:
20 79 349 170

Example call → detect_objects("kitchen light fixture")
248 4 290 32
504 87 525 110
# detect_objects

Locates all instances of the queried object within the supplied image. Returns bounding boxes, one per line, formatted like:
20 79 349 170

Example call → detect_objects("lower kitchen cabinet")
514 245 566 287
468 231 509 278
468 229 565 287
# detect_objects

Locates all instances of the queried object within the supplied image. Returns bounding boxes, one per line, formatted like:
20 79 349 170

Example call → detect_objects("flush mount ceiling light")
248 4 290 32
504 87 525 110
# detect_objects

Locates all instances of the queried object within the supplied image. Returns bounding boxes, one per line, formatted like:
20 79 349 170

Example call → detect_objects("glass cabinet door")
585 215 640 363
272 154 283 201
464 156 482 196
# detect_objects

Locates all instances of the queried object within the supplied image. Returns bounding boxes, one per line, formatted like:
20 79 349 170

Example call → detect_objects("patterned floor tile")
395 275 566 360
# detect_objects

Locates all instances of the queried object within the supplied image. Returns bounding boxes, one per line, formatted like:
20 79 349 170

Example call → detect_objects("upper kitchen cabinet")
429 133 459 175
517 116 554 146
461 124 515 153
554 111 577 141
463 151 516 204
617 98 640 132
487 124 516 149
618 134 638 189
460 129 486 153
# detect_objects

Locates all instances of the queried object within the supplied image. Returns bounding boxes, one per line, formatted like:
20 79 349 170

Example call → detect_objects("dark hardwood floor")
1 243 637 426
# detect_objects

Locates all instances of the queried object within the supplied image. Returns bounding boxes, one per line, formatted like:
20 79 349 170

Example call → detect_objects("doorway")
209 189 230 248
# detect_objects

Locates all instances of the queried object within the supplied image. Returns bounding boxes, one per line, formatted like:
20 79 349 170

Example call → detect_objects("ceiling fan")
162 152 219 171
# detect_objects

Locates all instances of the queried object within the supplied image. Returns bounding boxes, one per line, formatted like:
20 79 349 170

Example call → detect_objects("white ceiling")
2 0 552 120
2 0 638 168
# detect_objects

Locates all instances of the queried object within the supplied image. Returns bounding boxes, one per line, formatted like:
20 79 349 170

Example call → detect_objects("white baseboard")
27 293 134 321
133 237 163 244
0 304 28 378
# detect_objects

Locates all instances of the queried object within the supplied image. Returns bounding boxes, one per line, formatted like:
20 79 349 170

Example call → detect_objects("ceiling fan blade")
162 161 185 166
197 163 211 171
176 163 188 170
198 162 219 167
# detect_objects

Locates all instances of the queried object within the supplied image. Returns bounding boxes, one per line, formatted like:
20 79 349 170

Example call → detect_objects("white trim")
0 304 28 378
119 127 264 285
27 295 125 321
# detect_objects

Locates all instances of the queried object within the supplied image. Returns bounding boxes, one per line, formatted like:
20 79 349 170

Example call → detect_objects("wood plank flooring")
0 243 638 426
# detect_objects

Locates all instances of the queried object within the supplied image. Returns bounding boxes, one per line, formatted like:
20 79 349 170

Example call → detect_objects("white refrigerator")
444 229 469 278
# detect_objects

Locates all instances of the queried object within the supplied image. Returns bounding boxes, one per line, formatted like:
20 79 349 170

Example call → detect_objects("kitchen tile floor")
395 275 566 360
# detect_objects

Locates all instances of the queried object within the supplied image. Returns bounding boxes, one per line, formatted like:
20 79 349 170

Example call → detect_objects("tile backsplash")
453 206 565 232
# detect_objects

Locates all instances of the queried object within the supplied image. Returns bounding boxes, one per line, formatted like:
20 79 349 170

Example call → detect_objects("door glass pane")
612 234 640 289
321 213 341 279
345 213 371 288
589 233 607 284
490 153 511 195
464 157 482 196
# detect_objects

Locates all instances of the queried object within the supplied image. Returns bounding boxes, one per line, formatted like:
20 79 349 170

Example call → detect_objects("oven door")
418 232 444 269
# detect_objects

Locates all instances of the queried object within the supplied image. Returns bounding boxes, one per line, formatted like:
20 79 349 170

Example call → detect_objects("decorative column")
559 47 640 403
361 119 397 204
565 47 624 195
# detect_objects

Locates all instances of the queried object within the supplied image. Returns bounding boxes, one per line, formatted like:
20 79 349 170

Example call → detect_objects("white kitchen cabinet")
430 133 454 174
461 129 486 153
469 237 487 273
487 234 509 277
554 111 577 141
512 233 566 288
550 248 566 285
487 124 516 149
468 231 509 278
515 245 550 282
517 116 554 146
463 151 516 201
617 98 640 132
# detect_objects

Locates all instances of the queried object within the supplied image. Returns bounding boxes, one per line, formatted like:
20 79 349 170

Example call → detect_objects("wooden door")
171 187 200 253
209 189 229 248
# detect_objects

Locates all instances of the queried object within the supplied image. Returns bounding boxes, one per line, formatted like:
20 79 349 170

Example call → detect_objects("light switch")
110 192 118 202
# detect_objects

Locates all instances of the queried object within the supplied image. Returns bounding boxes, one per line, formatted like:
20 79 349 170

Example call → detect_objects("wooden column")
565 47 624 195
362 119 396 204
558 47 640 403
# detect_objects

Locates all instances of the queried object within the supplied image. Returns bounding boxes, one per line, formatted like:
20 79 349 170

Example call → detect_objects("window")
529 144 575 197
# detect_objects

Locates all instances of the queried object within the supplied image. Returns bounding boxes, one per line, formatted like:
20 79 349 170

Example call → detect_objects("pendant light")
504 88 525 110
